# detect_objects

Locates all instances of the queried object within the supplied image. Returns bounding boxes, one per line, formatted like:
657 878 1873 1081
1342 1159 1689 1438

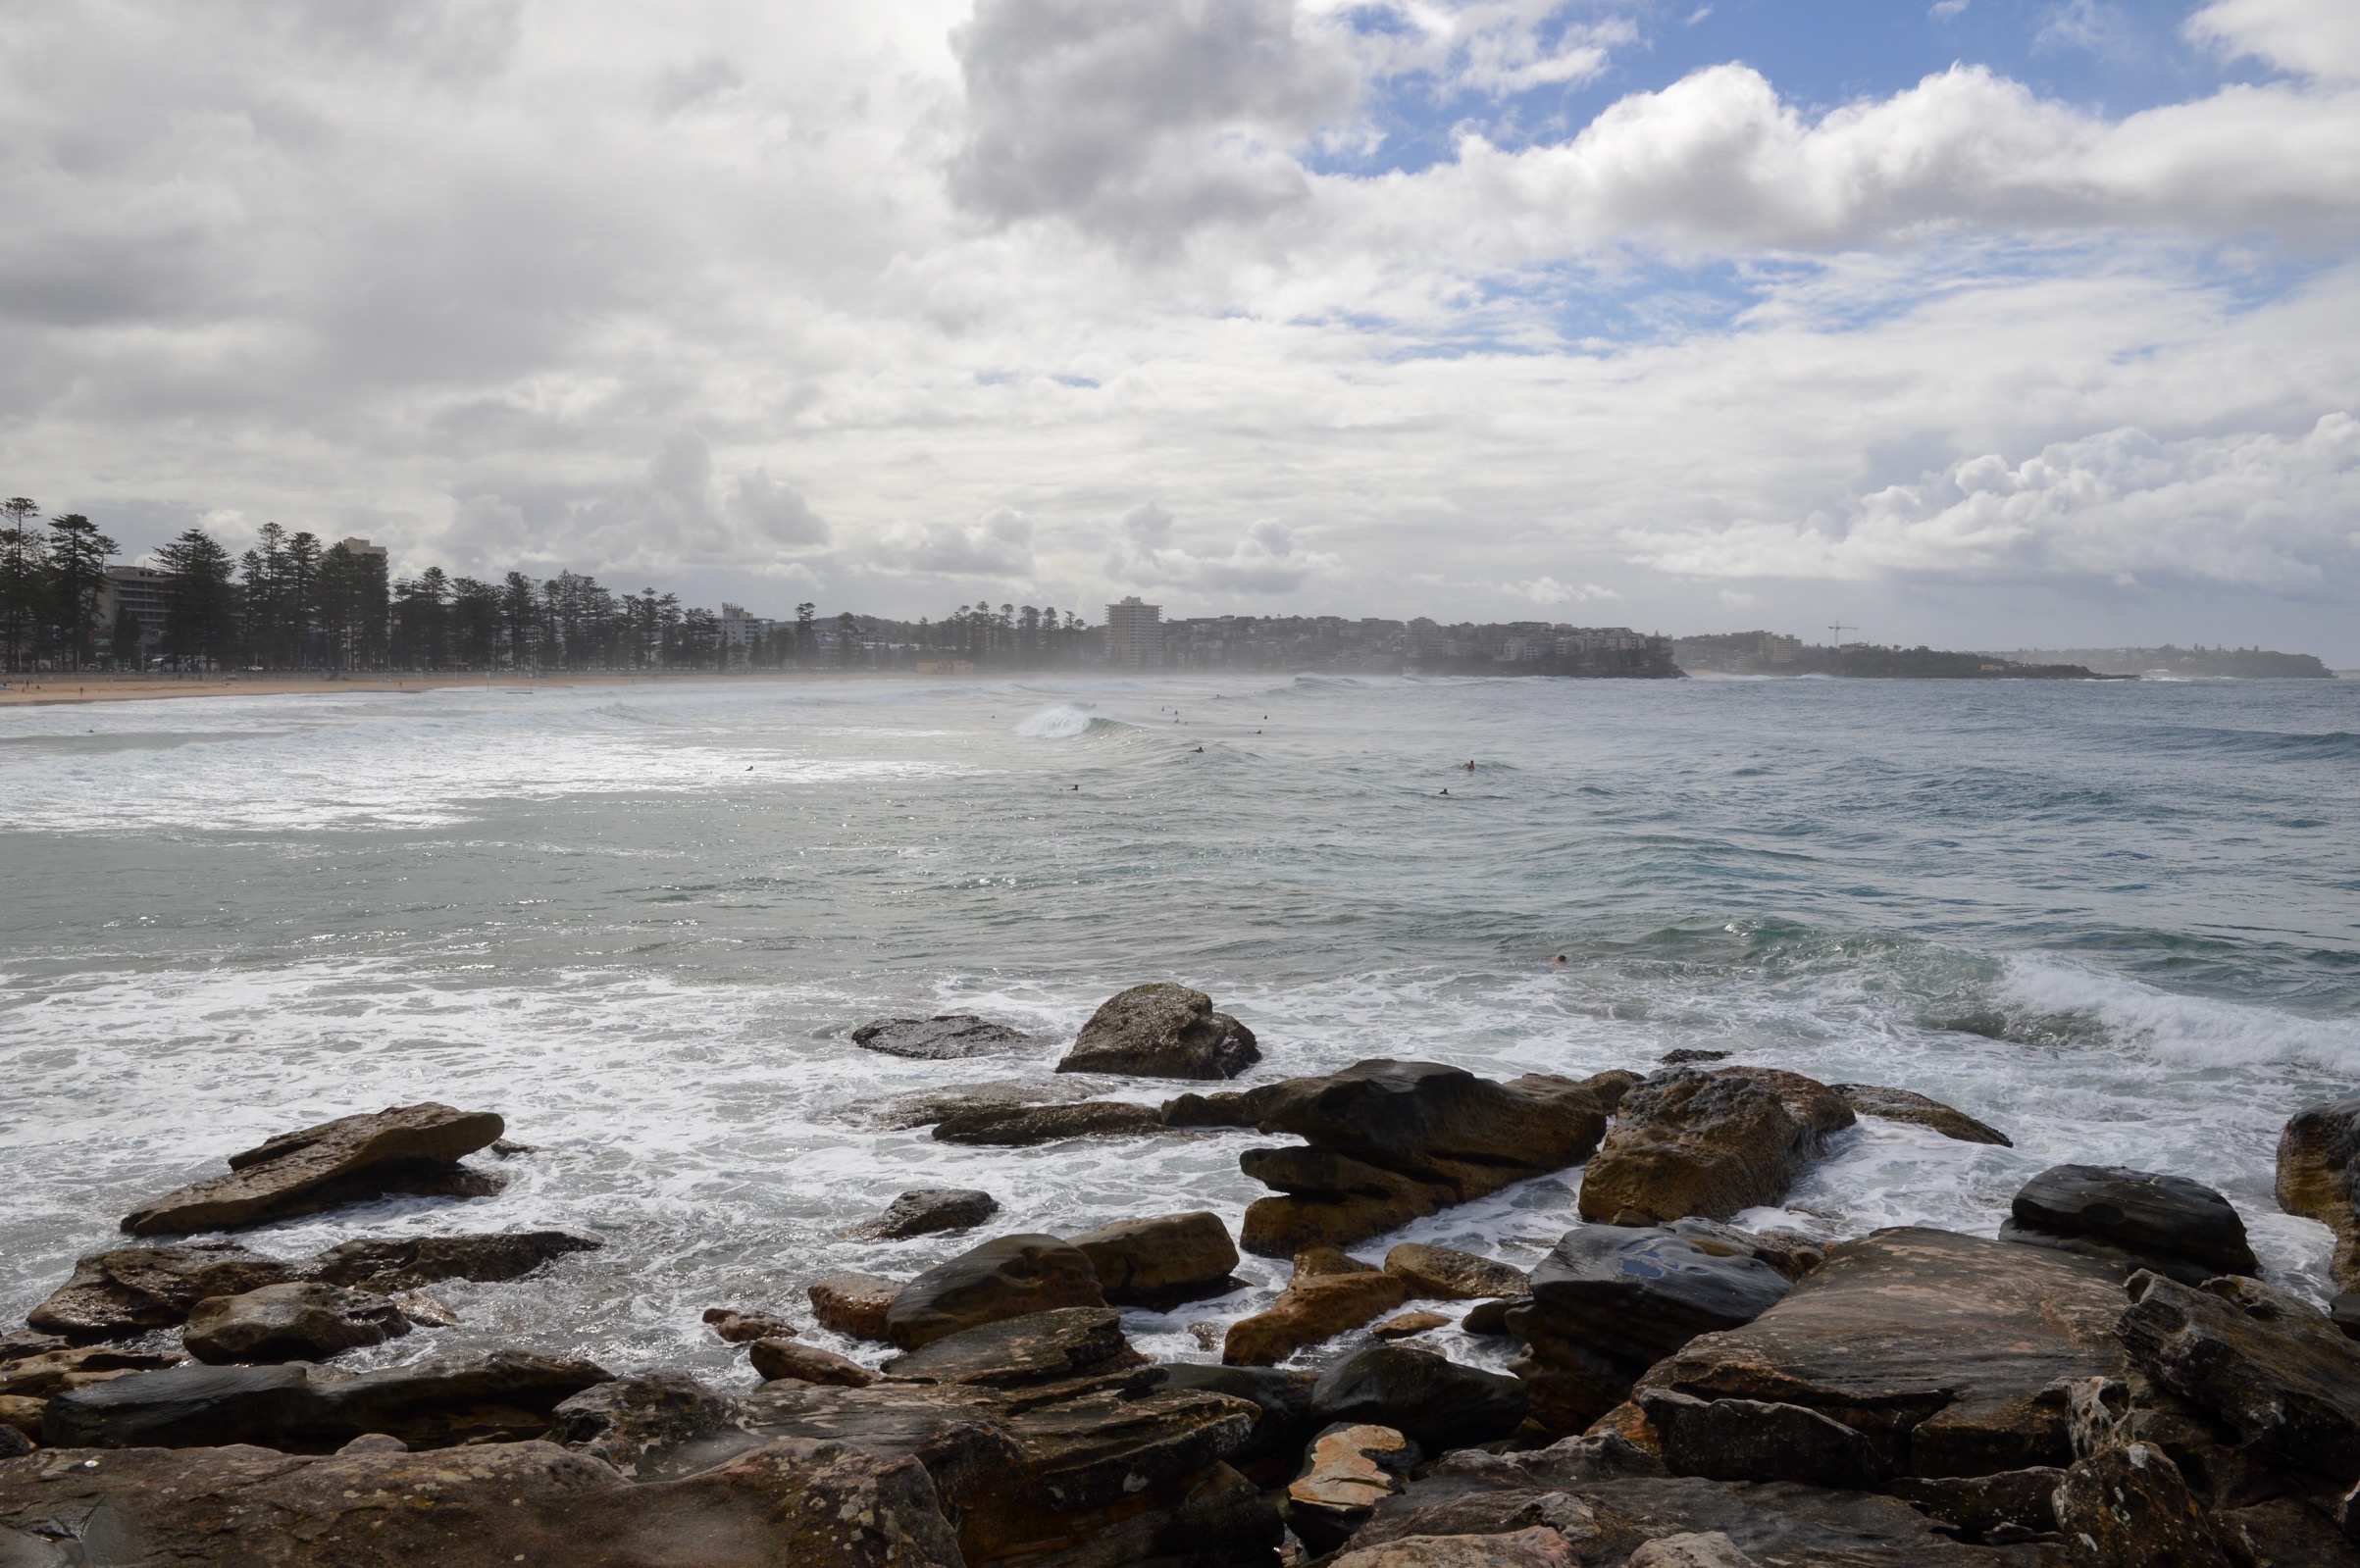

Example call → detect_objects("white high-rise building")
1104 596 1162 668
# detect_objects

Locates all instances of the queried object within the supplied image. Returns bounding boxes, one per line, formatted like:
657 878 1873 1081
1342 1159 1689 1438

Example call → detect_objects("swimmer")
1439 787 1449 795
1194 746 1204 753
1464 760 1475 772
1549 954 1568 966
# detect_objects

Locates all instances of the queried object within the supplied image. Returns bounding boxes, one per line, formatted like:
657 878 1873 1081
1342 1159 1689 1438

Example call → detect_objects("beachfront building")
98 564 171 659
1104 596 1162 669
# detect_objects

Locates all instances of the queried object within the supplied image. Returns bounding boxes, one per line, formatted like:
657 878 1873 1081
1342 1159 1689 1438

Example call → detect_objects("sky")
4 0 2358 657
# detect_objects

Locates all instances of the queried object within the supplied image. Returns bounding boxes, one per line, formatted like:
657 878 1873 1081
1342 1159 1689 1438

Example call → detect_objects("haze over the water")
4 1 2358 660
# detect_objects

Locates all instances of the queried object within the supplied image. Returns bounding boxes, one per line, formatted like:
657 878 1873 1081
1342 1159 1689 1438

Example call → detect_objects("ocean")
3 671 2356 1378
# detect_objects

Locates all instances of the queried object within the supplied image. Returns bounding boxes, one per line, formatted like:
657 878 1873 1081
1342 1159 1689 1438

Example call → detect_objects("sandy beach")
0 670 929 707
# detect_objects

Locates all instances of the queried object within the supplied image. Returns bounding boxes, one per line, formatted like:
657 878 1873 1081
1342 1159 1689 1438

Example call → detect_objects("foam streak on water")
2 673 2356 1378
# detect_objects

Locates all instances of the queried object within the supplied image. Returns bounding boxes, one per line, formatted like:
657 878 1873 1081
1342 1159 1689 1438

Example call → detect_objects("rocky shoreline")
4 983 2358 1566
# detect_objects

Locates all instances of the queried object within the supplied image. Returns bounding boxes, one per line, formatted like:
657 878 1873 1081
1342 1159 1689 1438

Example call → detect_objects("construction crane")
1827 623 1856 646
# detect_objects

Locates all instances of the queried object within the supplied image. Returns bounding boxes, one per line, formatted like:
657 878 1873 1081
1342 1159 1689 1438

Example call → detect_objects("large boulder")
1224 1248 1409 1366
846 1189 1000 1239
120 1103 507 1236
2278 1093 2360 1291
1504 1225 1790 1434
1235 1061 1612 1256
1833 1084 2012 1146
43 1349 612 1451
931 1100 1165 1144
881 1307 1146 1388
2004 1164 2258 1283
1632 1227 2129 1479
1577 1069 1815 1227
1637 1388 1881 1490
1055 984 1260 1080
810 1273 903 1341
180 1282 410 1364
884 1235 1105 1351
1309 1344 1529 1450
853 1013 1033 1060
2115 1267 2360 1486
28 1231 597 1341
1068 1212 1242 1306
0 1435 964 1568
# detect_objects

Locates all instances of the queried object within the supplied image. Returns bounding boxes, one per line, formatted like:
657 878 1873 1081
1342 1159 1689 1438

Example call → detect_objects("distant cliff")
1675 632 2114 680
1990 645 2334 679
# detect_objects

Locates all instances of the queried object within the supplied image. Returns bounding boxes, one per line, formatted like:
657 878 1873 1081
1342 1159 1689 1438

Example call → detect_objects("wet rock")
180 1282 410 1364
1238 1060 1612 1256
1155 1364 1320 1485
0 1398 42 1442
1576 1069 1812 1227
2051 1442 2234 1568
43 1349 613 1451
26 1241 295 1340
1504 1224 1791 1434
303 1230 602 1290
1373 1311 1450 1340
120 1102 507 1236
0 1429 25 1460
1638 1388 1881 1489
882 1306 1145 1388
1288 1423 1416 1553
0 1335 63 1364
1224 1248 1409 1366
2212 1495 2360 1567
2116 1267 2360 1485
847 1188 1001 1239
2006 1164 2258 1282
1334 1525 1582 1568
1634 1227 2129 1478
1309 1344 1529 1450
1628 1535 1758 1568
0 1346 186 1398
2278 1093 2360 1291
1887 1467 2065 1543
810 1273 903 1341
884 1234 1105 1351
931 1100 1166 1144
1461 1298 1515 1335
0 1434 966 1568
853 1013 1033 1060
1067 1211 1242 1305
753 1338 881 1388
1384 1242 1529 1301
1834 1084 2013 1146
848 1076 1125 1132
1664 1219 1823 1282
549 1369 757 1480
390 1288 459 1327
1054 983 1260 1080
2337 1291 2360 1340
1660 1049 1730 1065
1713 1065 1857 1140
704 1306 795 1343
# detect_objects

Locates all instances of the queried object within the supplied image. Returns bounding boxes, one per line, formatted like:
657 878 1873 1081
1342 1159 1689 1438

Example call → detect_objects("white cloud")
881 506 1038 577
2187 0 2360 81
1510 576 1617 604
1107 506 1338 593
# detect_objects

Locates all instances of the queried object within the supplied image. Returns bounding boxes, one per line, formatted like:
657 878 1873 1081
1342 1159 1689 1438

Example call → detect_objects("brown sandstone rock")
548 1370 753 1481
0 1346 186 1398
1372 1311 1450 1340
843 1188 1000 1239
704 1307 795 1343
1332 1525 1580 1568
2277 1092 2360 1291
0 1399 40 1442
1055 984 1260 1080
884 1234 1105 1351
1577 1069 1811 1227
181 1282 409 1364
1288 1423 1414 1553
1833 1084 2013 1146
1628 1534 1759 1568
2050 1442 2234 1568
1712 1066 1856 1139
0 1434 964 1567
1384 1242 1529 1301
1224 1249 1409 1366
809 1273 903 1341
1067 1211 1242 1305
881 1307 1145 1388
120 1103 507 1236
751 1338 879 1388
931 1100 1167 1144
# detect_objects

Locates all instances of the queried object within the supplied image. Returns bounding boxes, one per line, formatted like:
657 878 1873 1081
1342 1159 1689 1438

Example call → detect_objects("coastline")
0 669 934 708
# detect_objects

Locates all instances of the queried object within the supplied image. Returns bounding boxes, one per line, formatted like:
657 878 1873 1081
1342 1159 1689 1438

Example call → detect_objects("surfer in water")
1464 760 1476 772
1549 954 1568 966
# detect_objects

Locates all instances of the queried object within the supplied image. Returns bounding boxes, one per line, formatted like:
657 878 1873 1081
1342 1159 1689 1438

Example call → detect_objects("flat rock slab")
121 1103 506 1236
1384 1243 1528 1301
1068 1212 1242 1306
0 1436 963 1568
2010 1163 2257 1279
846 1189 1000 1239
884 1235 1105 1351
843 1077 1128 1132
883 1306 1144 1388
1834 1084 2012 1146
1054 984 1261 1080
1635 1227 2129 1479
931 1100 1165 1145
852 1014 1034 1059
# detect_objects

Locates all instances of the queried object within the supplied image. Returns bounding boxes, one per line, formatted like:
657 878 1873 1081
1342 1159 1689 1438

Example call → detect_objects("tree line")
0 507 1102 674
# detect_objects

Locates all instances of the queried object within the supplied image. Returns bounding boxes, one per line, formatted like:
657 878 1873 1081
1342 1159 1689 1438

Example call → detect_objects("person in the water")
1549 954 1568 965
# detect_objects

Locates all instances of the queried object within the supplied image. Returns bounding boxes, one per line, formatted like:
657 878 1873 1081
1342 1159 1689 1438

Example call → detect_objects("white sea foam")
1013 703 1095 739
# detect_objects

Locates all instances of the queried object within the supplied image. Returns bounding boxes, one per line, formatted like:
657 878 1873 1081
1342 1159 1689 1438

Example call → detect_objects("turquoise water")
2 673 2355 1376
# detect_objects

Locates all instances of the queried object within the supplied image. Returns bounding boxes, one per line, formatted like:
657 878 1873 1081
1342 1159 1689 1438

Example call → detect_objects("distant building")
1104 596 1162 668
99 564 170 650
338 536 388 560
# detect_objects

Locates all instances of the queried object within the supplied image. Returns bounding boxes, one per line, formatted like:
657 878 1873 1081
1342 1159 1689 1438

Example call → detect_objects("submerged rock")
1235 1060 1612 1257
0 1434 965 1568
852 1013 1033 1060
1309 1344 1528 1451
1505 1225 1790 1434
1577 1069 1814 1227
2278 1092 2360 1292
846 1077 1125 1133
884 1235 1105 1351
305 1231 600 1291
810 1274 904 1341
1833 1084 2013 1146
1068 1211 1242 1306
1224 1248 1409 1366
2004 1164 2258 1283
931 1099 1165 1144
120 1103 508 1236
1054 984 1261 1080
845 1189 1000 1239
180 1282 409 1365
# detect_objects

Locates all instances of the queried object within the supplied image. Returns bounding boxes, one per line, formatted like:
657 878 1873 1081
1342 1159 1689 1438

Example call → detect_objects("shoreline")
0 669 938 708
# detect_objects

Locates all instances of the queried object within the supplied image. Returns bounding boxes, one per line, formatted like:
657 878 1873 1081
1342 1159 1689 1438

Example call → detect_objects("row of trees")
1 498 122 672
